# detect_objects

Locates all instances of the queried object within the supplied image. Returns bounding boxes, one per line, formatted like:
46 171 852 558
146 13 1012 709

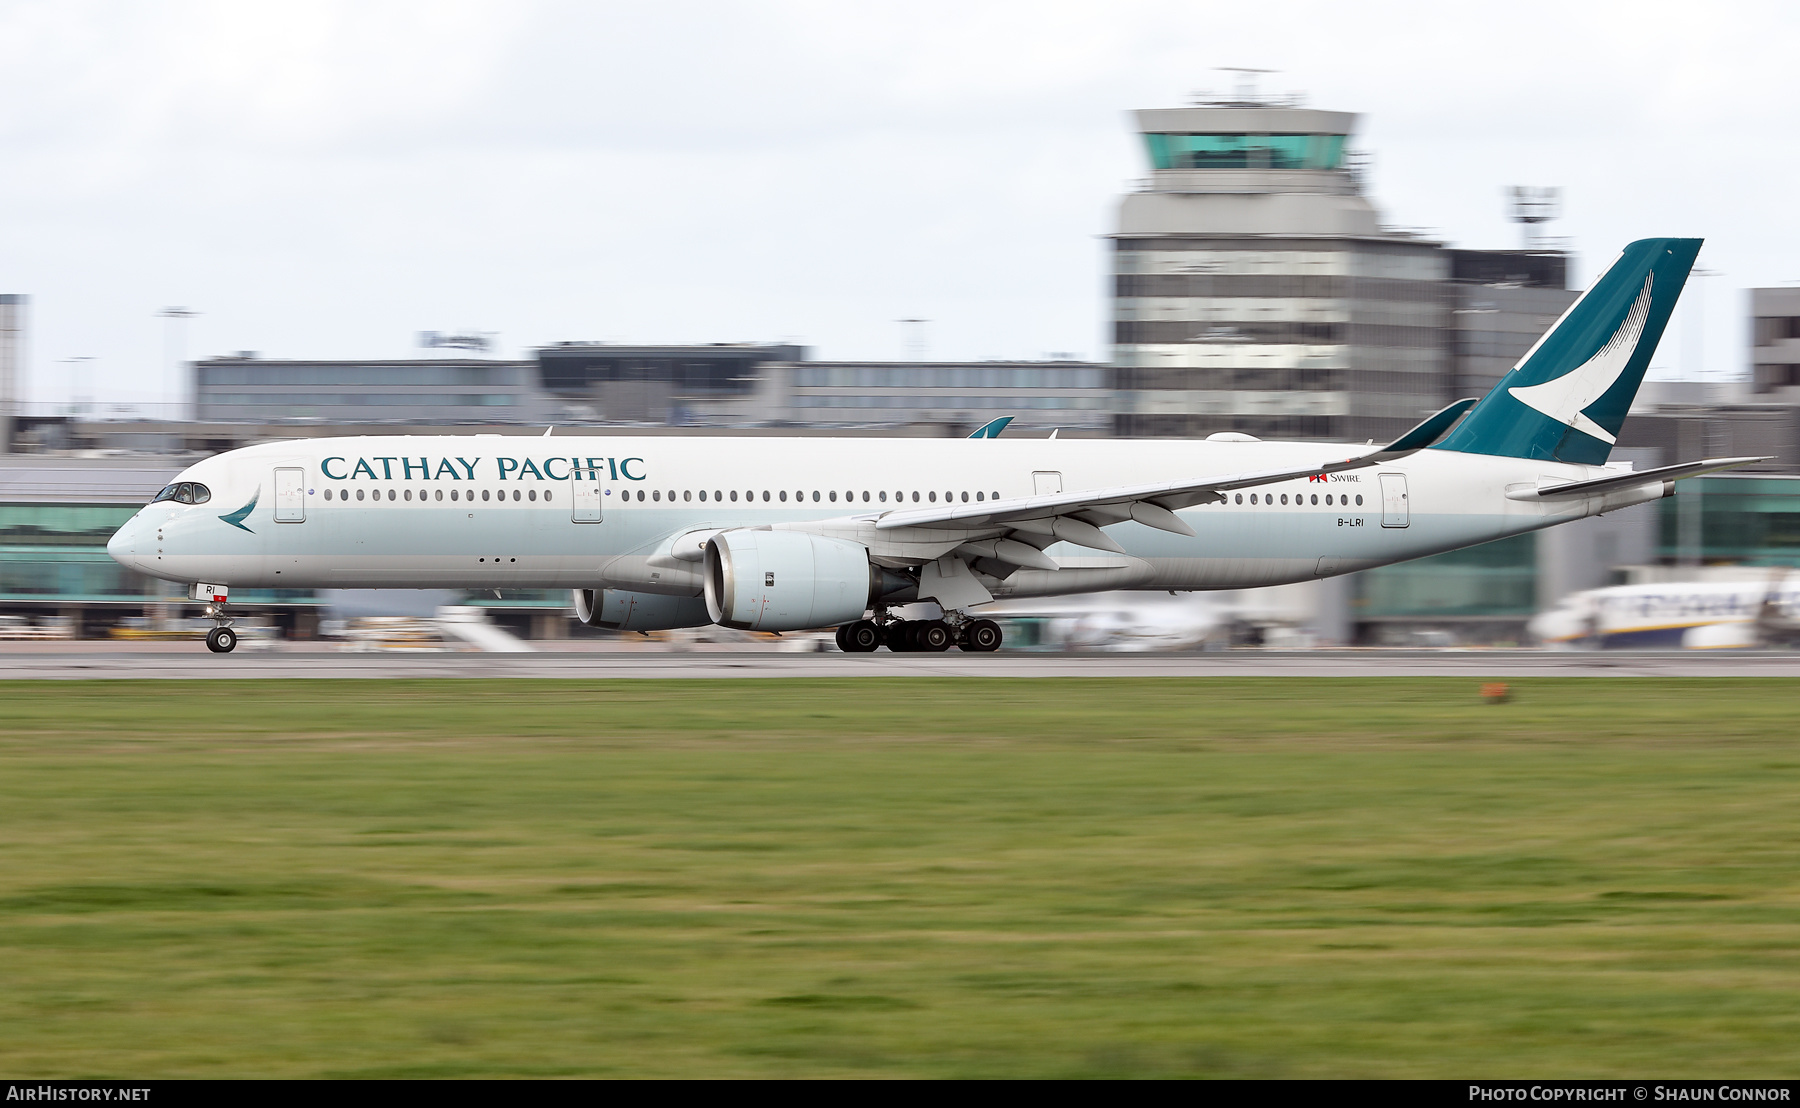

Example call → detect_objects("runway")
4 643 1800 678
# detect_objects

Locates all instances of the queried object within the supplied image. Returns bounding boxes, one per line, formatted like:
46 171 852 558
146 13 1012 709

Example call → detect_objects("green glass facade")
1143 133 1346 171
1354 533 1538 620
1658 476 1800 565
0 503 316 607
0 505 148 602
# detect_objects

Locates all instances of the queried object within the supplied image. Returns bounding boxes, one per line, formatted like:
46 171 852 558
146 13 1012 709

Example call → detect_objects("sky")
1 0 1796 411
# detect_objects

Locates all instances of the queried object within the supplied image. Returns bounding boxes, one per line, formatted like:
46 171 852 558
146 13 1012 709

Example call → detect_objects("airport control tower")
1111 85 1450 443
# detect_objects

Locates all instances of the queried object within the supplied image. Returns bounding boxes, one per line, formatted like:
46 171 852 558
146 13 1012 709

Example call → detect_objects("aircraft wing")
872 398 1478 556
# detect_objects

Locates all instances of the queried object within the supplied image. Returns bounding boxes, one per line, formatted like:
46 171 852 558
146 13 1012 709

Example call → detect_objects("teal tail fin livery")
1436 237 1702 465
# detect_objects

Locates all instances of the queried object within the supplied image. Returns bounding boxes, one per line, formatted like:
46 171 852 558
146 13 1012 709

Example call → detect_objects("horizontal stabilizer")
1506 456 1769 501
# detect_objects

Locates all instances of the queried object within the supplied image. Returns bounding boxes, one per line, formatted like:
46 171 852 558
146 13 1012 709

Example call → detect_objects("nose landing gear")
193 585 238 654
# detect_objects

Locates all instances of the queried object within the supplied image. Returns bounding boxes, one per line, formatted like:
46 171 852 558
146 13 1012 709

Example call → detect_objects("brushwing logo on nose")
219 488 258 533
1507 273 1654 446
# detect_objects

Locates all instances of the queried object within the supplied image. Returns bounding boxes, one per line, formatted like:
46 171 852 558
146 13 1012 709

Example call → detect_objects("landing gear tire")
841 620 881 653
958 619 1002 653
834 624 850 652
205 626 238 654
883 621 913 652
917 620 953 652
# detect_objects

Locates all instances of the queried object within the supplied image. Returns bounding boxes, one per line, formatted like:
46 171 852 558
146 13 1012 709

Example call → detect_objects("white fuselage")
106 434 1662 603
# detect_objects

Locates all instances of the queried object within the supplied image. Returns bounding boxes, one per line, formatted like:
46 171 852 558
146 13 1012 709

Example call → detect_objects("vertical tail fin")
1435 237 1701 463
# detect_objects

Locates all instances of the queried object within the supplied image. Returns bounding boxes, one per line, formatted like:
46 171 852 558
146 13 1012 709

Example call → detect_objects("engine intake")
704 530 881 631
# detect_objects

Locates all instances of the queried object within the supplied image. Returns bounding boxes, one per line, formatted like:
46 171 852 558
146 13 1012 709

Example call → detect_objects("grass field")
2 677 1798 1078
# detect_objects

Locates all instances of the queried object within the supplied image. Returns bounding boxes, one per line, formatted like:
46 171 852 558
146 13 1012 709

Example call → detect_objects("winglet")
1360 398 1478 463
967 416 1013 440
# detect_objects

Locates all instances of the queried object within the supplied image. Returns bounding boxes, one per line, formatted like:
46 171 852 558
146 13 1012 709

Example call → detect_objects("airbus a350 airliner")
108 238 1761 654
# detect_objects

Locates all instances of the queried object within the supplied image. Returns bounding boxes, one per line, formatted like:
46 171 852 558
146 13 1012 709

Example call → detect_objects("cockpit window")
151 482 210 505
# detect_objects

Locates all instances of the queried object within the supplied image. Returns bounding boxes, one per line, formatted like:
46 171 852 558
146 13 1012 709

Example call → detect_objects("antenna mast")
1506 186 1562 250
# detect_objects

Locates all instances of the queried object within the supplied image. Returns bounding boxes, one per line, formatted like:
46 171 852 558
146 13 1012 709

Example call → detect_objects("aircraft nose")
107 515 144 570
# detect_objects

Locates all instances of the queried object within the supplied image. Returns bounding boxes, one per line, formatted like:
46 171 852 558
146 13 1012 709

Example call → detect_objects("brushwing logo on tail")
1506 274 1653 446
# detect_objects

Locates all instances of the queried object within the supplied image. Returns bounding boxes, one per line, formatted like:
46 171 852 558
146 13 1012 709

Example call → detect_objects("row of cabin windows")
316 486 1366 509
1235 491 1363 507
624 489 1003 504
323 487 553 503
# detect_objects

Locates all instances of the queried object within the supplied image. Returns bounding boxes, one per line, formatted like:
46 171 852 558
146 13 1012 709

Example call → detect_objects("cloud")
0 0 1793 405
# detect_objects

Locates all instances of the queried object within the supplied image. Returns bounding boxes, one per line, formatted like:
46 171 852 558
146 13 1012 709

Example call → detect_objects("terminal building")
182 344 1112 437
1752 287 1800 396
534 343 1111 434
193 354 544 424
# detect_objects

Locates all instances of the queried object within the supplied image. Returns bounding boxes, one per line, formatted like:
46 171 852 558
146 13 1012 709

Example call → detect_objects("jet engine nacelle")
704 529 879 632
572 588 713 631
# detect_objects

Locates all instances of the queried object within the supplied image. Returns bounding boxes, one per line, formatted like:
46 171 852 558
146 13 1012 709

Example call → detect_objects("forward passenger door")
273 467 306 523
572 465 603 523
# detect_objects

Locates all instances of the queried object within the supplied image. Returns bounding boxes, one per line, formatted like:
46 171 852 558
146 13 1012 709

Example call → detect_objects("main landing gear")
835 617 1003 653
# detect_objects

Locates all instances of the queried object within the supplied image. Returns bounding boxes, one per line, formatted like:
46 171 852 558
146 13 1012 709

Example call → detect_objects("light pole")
1682 270 1720 385
158 307 197 421
897 319 929 363
60 356 93 419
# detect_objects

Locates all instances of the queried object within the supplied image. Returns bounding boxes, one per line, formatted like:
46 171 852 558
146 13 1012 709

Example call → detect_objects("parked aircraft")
108 238 1762 654
1530 571 1800 649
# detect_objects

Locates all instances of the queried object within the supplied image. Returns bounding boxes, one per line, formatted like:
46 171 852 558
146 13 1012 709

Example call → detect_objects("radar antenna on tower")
1506 186 1562 250
1193 68 1303 108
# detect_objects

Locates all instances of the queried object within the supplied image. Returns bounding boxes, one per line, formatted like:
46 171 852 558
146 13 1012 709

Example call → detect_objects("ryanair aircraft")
109 238 1761 654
